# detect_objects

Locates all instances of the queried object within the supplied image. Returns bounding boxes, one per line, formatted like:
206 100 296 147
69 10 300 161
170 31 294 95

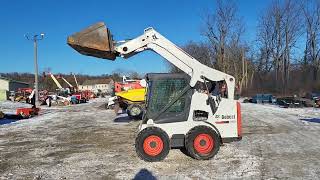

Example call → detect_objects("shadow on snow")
300 118 320 124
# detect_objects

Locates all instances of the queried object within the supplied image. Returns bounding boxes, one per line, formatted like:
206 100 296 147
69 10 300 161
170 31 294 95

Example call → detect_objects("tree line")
170 0 320 96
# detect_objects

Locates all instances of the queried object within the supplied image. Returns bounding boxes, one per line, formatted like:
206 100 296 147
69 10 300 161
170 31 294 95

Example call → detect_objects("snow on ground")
0 99 320 179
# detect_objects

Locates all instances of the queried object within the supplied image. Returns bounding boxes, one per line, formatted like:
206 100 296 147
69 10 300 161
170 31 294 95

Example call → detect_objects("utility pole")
25 33 44 107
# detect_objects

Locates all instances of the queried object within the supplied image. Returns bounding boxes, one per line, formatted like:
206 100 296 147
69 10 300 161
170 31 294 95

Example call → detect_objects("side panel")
188 92 238 138
139 93 240 139
209 99 238 138
140 120 215 138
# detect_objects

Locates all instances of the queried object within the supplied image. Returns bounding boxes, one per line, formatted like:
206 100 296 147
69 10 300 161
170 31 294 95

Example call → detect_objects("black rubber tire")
135 127 170 162
119 101 128 110
104 103 109 109
127 104 143 120
243 99 249 103
185 126 220 160
179 147 190 157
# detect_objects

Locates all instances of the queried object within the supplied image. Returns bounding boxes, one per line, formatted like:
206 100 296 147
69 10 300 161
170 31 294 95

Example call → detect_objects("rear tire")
135 127 170 162
185 126 220 160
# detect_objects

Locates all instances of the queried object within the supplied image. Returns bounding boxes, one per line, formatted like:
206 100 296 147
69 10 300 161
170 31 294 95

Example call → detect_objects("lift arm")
73 74 79 89
67 23 235 99
114 28 235 99
49 73 63 89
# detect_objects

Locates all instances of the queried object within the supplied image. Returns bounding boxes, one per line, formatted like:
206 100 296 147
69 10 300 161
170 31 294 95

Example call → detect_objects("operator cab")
144 73 192 124
144 73 228 124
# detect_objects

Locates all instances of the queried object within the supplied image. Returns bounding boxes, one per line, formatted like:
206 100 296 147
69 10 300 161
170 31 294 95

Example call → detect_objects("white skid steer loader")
67 22 242 162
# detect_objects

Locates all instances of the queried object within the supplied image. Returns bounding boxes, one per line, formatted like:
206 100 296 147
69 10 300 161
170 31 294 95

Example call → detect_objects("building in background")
0 89 7 101
0 77 30 101
78 79 114 94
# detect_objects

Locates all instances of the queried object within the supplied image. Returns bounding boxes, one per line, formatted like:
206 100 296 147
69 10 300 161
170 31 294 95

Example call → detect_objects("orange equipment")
16 107 40 118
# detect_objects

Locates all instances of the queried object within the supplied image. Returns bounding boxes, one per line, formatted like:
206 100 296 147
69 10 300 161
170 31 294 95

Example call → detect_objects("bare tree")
204 0 243 71
129 71 142 79
256 0 303 93
167 41 212 73
168 0 319 95
283 0 303 89
203 0 251 93
301 0 320 83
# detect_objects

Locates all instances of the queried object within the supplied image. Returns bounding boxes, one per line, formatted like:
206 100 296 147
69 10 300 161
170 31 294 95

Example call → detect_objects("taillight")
237 102 242 137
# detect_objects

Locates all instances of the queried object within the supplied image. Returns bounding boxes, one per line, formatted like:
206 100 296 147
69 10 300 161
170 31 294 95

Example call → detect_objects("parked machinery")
107 77 146 119
14 88 33 102
115 88 146 119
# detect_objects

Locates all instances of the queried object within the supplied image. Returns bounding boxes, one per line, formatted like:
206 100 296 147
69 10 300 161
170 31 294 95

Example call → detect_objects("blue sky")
0 0 267 75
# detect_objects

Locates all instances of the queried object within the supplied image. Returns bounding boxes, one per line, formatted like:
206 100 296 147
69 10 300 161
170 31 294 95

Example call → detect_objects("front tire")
135 127 170 162
185 126 220 160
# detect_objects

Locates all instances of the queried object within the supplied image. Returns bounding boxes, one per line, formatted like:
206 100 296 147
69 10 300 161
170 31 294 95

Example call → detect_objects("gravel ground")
0 99 320 179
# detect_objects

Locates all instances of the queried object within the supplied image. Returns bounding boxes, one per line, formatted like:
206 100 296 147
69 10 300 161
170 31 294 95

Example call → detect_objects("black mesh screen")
148 78 188 114
144 73 192 123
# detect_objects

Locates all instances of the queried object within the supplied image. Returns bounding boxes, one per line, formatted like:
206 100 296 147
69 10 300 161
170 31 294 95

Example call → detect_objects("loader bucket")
67 22 116 60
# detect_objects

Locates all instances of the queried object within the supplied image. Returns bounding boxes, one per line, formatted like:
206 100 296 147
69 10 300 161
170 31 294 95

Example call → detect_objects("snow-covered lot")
0 99 320 179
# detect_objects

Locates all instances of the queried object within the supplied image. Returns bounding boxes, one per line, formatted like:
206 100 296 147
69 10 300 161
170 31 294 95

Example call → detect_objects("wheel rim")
193 133 214 155
143 135 163 156
131 107 141 116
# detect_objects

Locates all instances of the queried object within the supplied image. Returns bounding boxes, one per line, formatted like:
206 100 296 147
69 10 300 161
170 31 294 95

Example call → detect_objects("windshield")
147 78 188 115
